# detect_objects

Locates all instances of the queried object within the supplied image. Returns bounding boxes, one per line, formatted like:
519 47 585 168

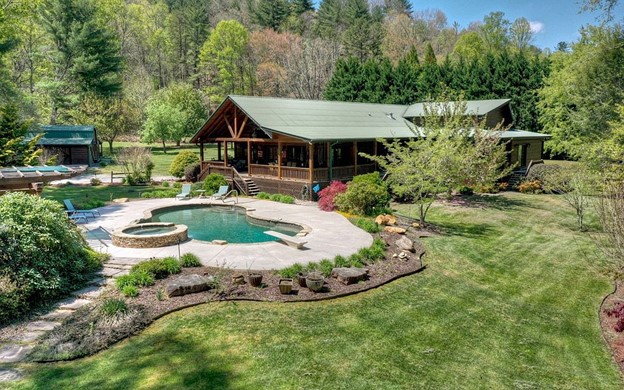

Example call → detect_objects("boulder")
331 267 369 285
374 214 397 226
166 274 214 298
212 240 227 245
395 236 414 252
384 226 406 234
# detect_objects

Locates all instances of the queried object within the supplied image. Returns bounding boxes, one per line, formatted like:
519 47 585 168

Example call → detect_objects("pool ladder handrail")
222 189 239 204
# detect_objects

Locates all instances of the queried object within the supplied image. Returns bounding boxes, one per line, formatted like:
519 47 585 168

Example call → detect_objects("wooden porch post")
373 141 378 170
224 141 228 166
353 141 358 176
308 143 314 183
200 141 204 162
218 142 222 161
278 141 282 179
247 140 252 176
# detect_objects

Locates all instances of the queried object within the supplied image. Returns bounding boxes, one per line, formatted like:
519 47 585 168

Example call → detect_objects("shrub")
99 298 128 317
131 257 181 280
116 271 155 290
268 194 295 204
90 177 102 186
116 147 153 185
122 285 139 298
498 182 509 191
333 255 349 268
318 181 347 211
203 173 228 194
161 181 170 188
348 253 365 267
173 182 182 189
179 253 201 267
278 263 304 278
169 150 200 178
256 192 271 200
476 184 499 194
526 164 561 183
141 190 178 199
457 186 474 195
0 193 100 324
335 173 390 216
184 163 201 183
319 259 334 277
355 218 380 233
518 180 542 194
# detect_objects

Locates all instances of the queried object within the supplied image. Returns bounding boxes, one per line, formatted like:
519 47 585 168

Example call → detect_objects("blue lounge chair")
210 185 229 200
64 199 100 219
175 184 192 200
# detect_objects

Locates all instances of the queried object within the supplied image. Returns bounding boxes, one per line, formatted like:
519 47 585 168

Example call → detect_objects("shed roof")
26 125 96 146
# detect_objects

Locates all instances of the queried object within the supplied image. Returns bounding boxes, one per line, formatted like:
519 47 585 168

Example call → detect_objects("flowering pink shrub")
318 181 347 211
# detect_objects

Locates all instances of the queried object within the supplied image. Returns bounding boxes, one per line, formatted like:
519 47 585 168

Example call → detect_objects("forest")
0 0 622 168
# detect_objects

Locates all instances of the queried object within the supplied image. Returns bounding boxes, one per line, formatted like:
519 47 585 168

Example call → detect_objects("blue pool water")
148 206 299 243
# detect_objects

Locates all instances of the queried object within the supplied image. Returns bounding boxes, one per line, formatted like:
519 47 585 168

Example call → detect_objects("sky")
410 0 623 49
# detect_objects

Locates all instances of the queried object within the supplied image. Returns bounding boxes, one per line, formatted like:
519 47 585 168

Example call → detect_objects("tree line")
0 0 622 165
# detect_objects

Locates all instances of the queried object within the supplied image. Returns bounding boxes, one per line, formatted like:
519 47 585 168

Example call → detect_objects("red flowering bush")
318 181 347 211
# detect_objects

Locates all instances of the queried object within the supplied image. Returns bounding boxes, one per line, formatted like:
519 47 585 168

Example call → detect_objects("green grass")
8 193 622 388
41 183 172 209
98 142 219 177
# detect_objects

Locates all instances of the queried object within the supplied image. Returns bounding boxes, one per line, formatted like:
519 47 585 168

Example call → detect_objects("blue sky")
410 0 622 49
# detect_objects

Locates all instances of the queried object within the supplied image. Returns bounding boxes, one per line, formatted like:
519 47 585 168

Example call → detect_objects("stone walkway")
0 263 130 383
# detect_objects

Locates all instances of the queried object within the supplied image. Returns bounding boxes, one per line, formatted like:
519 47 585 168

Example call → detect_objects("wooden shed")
27 125 101 166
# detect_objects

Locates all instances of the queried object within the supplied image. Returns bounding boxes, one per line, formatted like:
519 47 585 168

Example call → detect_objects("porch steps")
243 178 260 196
508 168 527 189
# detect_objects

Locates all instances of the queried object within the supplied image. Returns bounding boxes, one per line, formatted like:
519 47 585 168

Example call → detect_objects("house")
190 96 549 196
27 125 101 166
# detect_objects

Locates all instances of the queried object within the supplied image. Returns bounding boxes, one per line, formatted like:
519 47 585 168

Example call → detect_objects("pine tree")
423 43 437 65
254 0 290 31
316 0 344 38
290 0 314 15
391 47 422 104
323 57 365 101
0 105 41 167
384 0 412 15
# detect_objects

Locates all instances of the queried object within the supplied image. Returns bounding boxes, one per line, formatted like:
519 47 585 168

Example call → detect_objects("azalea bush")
0 193 105 324
335 173 390 216
317 181 347 211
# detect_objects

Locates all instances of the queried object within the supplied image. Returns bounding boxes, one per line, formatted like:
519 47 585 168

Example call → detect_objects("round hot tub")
112 222 188 248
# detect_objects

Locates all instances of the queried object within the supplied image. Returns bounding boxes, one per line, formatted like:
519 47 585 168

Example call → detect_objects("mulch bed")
115 231 425 320
599 281 624 374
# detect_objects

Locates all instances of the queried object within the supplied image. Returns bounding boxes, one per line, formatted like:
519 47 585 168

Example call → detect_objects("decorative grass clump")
179 253 201 268
122 285 139 298
278 263 304 278
355 218 381 233
131 257 181 280
99 298 128 317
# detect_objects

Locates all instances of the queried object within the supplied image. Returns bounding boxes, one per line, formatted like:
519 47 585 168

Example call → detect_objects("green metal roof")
195 96 548 142
26 125 96 146
402 99 511 118
229 96 419 141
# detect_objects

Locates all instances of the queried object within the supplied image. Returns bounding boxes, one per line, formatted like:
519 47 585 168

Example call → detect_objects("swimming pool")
147 205 300 243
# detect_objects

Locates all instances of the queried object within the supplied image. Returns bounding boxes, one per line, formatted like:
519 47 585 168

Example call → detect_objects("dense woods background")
0 0 622 165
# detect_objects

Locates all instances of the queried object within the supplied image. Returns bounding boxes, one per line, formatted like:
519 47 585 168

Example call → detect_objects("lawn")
9 193 622 388
97 141 219 177
42 183 176 209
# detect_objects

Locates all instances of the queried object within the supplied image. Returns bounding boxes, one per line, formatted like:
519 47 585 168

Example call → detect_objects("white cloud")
529 21 545 34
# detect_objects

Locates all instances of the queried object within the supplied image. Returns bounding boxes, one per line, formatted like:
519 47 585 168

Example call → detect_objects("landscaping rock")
0 368 23 382
212 240 227 245
72 285 105 299
395 236 414 252
331 267 369 285
375 214 397 226
26 320 60 332
15 331 46 343
113 198 129 203
384 226 406 234
0 344 32 363
39 309 74 321
166 274 214 297
58 298 91 310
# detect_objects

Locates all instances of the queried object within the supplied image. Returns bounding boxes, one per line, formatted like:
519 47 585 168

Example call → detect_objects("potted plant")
296 272 307 288
306 272 324 292
278 278 293 294
248 272 263 287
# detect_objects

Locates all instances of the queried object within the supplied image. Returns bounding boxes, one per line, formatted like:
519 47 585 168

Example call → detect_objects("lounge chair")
175 184 192 200
64 199 100 219
210 185 229 200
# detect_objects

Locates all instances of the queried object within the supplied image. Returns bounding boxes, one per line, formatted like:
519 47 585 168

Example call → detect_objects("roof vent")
385 112 395 120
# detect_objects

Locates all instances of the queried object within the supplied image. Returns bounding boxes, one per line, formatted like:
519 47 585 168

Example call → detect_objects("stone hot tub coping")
112 222 189 248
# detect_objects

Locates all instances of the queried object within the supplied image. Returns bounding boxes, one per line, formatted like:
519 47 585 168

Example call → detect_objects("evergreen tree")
0 105 41 167
0 7 18 103
391 47 422 104
254 0 289 31
291 0 314 15
316 0 345 38
41 0 123 124
323 57 365 101
384 0 412 15
423 43 437 65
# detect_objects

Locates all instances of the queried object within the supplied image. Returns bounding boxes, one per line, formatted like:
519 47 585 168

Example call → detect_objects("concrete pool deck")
82 197 373 270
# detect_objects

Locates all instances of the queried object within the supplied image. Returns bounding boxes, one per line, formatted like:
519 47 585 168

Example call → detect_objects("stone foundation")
112 223 188 248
